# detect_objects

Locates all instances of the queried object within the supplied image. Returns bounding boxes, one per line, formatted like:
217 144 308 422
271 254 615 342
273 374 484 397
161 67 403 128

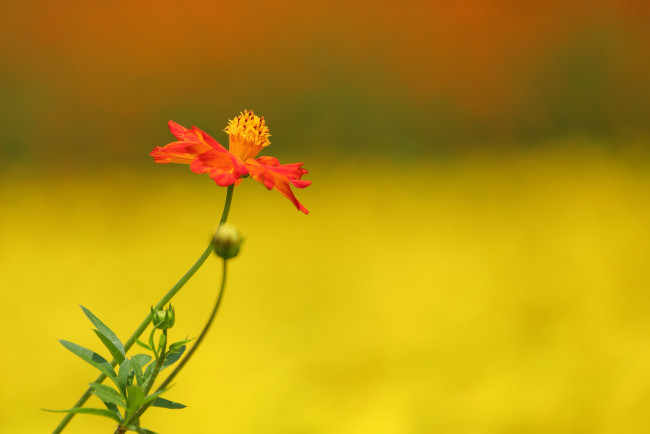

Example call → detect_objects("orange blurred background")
2 0 649 166
3 1 650 433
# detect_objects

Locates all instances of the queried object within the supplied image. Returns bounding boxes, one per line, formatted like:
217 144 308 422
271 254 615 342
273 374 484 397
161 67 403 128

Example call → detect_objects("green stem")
52 185 235 434
143 330 168 396
124 258 229 427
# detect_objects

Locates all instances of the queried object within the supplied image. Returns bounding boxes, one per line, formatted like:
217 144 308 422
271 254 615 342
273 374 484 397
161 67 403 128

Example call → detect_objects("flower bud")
152 305 175 330
212 224 243 259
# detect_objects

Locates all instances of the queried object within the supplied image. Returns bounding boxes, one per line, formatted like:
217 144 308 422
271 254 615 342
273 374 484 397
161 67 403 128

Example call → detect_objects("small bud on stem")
152 304 175 330
212 224 243 259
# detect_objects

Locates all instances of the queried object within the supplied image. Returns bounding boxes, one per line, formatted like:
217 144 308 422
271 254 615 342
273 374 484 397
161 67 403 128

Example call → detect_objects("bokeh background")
2 1 650 433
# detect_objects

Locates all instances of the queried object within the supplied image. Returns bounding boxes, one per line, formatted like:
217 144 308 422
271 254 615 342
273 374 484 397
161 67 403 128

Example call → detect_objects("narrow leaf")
152 397 187 409
126 385 145 414
135 339 152 351
169 337 195 352
117 359 133 395
140 389 167 408
58 340 118 386
143 363 155 385
81 305 125 362
132 354 153 367
90 383 126 408
92 329 125 365
161 345 186 370
103 401 120 416
43 407 122 423
149 329 156 358
130 357 144 387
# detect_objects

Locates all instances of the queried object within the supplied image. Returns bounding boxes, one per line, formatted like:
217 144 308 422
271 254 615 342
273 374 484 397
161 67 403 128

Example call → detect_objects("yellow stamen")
224 110 271 161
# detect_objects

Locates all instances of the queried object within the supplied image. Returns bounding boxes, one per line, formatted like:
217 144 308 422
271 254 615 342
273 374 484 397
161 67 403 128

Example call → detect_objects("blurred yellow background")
2 1 650 433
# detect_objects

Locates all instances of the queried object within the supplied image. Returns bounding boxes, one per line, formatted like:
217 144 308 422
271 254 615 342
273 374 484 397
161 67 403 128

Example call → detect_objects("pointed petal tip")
168 120 191 140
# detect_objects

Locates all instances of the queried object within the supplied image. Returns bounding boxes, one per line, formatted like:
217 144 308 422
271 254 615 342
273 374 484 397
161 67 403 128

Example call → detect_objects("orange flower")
150 110 311 214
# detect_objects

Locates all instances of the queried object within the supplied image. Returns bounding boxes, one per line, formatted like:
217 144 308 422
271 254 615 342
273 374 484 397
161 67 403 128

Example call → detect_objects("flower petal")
191 149 249 187
150 141 201 164
150 121 229 165
168 120 191 141
246 156 311 214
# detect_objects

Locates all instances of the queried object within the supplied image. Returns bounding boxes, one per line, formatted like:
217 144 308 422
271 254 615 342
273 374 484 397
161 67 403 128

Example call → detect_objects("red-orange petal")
191 149 249 187
151 121 229 165
245 156 311 214
150 138 214 164
168 120 191 140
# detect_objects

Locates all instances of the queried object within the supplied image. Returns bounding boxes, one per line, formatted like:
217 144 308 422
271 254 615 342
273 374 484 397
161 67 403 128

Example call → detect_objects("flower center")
225 110 271 161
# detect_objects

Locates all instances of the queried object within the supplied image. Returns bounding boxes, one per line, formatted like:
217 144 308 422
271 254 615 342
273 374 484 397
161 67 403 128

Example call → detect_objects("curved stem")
158 258 228 391
123 258 229 428
217 184 235 226
52 185 235 434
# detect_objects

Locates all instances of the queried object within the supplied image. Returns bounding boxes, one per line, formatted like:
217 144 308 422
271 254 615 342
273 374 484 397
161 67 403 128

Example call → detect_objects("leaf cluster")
44 306 192 433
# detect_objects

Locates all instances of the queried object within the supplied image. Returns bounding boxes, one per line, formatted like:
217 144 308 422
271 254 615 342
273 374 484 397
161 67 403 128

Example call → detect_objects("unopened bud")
212 224 243 259
152 305 175 330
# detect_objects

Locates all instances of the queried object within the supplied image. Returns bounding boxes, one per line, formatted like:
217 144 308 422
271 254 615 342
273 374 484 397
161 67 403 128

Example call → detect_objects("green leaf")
117 359 133 395
92 330 125 365
143 363 155 385
130 356 145 387
58 340 118 387
42 407 122 423
169 337 195 352
140 388 167 408
90 383 126 408
161 345 185 370
135 339 152 351
152 397 187 409
149 329 157 358
103 401 120 416
132 354 153 367
81 305 125 363
126 385 145 414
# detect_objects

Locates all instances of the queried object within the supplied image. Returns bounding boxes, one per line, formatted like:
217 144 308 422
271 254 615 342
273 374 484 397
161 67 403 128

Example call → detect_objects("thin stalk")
122 258 229 428
52 185 234 434
142 330 168 396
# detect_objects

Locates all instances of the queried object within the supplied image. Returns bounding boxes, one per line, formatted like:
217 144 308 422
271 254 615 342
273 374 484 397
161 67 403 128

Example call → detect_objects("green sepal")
42 407 122 423
90 383 126 408
58 340 119 387
81 305 125 363
152 397 187 409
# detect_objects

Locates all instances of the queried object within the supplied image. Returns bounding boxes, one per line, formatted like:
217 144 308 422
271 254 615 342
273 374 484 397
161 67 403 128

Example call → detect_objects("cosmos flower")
151 110 310 214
